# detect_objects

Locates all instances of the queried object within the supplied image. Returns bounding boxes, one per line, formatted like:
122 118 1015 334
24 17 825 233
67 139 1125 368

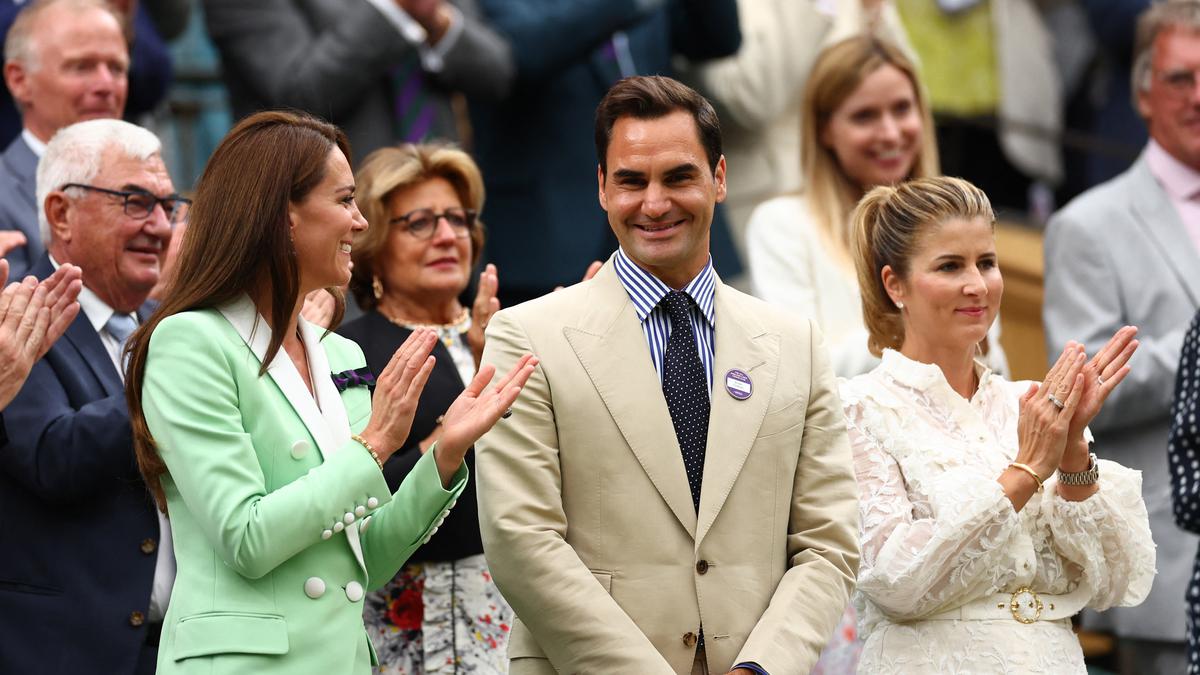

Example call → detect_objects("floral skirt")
365 554 512 674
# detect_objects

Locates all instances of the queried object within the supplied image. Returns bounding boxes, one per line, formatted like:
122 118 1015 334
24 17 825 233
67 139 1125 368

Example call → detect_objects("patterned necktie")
392 53 435 143
104 313 138 376
660 291 709 512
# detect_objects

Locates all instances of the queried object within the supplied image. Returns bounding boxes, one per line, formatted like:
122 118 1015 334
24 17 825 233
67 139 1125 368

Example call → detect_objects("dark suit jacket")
203 0 513 161
337 310 482 562
0 135 41 279
469 0 742 293
0 255 159 674
1170 308 1200 670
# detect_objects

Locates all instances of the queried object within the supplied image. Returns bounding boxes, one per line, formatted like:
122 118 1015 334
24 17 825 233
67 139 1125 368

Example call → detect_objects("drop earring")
895 301 904 310
372 276 384 300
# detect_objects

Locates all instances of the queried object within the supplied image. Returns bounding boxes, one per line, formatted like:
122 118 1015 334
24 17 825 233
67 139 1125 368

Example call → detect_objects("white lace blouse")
840 350 1156 673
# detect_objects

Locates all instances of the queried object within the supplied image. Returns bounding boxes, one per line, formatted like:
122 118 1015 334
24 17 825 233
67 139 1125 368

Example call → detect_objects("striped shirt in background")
612 248 715 394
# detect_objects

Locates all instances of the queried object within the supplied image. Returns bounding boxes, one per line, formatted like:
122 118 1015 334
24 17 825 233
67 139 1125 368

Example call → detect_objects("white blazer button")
321 529 333 540
345 581 364 602
291 440 311 459
304 577 326 599
360 516 371 532
354 505 366 517
429 526 439 536
343 512 355 524
333 521 345 533
366 497 379 509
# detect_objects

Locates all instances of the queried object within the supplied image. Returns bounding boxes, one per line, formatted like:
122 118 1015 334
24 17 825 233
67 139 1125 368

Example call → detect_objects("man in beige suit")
476 75 860 675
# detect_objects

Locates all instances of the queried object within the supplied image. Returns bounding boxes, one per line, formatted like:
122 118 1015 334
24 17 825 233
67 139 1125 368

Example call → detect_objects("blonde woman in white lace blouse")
841 176 1155 673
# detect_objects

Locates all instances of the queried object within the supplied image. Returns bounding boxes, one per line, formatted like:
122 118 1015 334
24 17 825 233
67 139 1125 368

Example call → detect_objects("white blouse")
840 350 1155 673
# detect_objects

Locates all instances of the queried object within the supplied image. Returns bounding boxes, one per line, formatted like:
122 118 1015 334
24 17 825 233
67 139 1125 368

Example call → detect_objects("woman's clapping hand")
432 354 538 487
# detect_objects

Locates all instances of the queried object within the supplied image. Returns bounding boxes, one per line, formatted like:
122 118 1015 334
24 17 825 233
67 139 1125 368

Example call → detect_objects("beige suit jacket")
476 262 860 674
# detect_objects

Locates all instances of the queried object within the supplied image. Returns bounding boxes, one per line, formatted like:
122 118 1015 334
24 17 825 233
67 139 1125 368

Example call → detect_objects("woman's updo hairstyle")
851 176 995 356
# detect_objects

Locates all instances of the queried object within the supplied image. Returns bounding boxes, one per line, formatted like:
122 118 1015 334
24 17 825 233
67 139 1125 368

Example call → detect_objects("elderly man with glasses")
1044 3 1200 673
0 118 182 675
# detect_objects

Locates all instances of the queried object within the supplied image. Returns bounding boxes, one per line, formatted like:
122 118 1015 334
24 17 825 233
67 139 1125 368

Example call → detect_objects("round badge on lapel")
725 369 752 400
291 439 311 459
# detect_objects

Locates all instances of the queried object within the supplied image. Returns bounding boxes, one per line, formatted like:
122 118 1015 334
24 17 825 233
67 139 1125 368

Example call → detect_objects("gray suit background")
0 135 42 279
1044 153 1200 643
202 0 513 161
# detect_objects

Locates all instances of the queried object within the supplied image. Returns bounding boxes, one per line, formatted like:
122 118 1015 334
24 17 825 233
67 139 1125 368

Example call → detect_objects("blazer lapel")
564 264 698 538
1130 157 1200 305
61 311 123 397
696 283 777 546
218 297 369 573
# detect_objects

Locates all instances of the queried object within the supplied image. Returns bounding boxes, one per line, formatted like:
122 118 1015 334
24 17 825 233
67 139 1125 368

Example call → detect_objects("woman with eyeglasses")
337 143 509 674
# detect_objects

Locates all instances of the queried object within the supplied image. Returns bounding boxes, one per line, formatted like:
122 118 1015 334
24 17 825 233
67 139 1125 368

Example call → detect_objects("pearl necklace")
379 306 471 349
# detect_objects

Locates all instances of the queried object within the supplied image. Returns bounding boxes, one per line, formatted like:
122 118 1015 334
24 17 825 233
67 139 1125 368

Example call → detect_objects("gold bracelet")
1008 462 1044 491
351 434 384 470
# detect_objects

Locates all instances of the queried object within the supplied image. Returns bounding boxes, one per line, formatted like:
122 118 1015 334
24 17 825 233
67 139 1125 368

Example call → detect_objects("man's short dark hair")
594 75 723 176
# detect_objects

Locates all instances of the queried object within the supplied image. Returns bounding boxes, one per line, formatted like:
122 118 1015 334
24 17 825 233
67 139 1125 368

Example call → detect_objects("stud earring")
895 301 904 310
372 275 384 300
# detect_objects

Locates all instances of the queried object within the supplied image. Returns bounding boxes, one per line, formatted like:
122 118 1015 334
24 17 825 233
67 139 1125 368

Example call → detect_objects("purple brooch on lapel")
332 366 376 392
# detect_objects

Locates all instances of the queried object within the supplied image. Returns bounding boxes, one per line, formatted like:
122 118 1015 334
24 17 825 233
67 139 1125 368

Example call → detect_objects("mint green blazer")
141 296 466 675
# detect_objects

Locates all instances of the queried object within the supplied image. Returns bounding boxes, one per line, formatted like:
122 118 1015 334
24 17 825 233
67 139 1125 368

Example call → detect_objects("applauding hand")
466 264 500 367
433 354 538 487
0 261 82 409
358 329 439 462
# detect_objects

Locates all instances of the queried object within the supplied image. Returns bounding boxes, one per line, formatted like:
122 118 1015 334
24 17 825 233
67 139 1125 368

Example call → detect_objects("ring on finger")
1097 374 1105 386
1047 393 1066 410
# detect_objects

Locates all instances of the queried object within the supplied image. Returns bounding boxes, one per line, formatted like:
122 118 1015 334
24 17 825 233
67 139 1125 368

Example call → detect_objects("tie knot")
662 290 692 316
104 313 137 344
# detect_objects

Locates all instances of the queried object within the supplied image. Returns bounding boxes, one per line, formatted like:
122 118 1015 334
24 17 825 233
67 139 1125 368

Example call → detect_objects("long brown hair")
125 110 350 509
801 35 937 269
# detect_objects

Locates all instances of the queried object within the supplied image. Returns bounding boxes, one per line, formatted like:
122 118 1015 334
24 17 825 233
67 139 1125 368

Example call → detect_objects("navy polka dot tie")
661 291 709 512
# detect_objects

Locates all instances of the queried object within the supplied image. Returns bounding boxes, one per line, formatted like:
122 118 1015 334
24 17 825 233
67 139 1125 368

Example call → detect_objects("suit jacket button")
682 631 697 648
304 576 326 599
696 560 709 575
345 580 364 602
129 611 145 627
291 440 311 459
366 497 379 509
140 538 157 555
354 505 366 518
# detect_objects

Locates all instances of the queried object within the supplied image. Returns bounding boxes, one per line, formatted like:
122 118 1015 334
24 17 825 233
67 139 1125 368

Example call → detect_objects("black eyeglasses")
389 208 477 240
61 183 191 224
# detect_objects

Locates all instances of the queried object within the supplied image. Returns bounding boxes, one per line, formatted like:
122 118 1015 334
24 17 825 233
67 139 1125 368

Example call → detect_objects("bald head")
4 0 129 143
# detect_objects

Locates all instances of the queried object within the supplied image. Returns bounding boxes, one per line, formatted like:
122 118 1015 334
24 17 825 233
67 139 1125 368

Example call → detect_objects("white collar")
878 348 992 396
21 128 46 158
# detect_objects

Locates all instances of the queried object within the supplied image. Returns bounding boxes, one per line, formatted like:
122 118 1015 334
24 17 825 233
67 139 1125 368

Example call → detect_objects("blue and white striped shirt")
612 248 716 394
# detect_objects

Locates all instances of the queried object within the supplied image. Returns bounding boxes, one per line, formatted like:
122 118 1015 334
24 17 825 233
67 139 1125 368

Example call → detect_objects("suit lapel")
696 284 776 546
3 137 43 256
564 265 698 538
61 311 123 397
29 255 123 396
1130 157 1200 305
218 296 369 573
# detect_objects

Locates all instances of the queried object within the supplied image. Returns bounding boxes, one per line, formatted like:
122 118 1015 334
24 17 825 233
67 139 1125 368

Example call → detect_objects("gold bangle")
351 434 384 470
1008 462 1044 491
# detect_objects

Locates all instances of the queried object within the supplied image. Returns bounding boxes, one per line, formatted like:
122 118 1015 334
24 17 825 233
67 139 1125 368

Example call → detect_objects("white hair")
37 118 162 244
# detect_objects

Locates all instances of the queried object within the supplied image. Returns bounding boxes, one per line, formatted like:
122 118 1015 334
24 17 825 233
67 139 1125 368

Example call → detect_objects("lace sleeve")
1039 460 1156 610
847 399 1025 621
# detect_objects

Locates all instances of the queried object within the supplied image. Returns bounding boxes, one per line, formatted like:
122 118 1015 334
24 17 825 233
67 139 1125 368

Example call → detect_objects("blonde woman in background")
745 35 1006 378
841 176 1152 673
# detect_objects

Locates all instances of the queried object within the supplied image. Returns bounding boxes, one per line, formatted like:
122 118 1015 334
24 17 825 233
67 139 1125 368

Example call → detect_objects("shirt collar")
48 252 127 333
613 248 716 327
21 128 46 158
879 348 992 395
1146 139 1200 201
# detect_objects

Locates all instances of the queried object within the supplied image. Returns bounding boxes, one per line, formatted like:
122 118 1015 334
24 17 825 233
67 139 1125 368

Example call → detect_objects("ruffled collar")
878 348 994 401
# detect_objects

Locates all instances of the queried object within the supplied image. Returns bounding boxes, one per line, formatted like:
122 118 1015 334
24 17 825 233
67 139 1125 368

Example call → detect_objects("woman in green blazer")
123 110 536 675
